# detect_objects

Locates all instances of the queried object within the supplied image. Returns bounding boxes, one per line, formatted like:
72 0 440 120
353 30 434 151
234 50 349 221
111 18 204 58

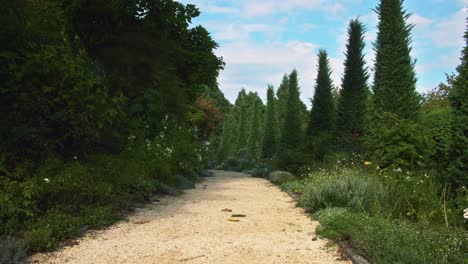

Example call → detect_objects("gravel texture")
30 170 349 264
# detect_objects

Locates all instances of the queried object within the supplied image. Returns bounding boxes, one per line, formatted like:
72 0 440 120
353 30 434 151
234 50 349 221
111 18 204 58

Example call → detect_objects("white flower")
44 178 50 183
464 209 468 220
394 168 402 172
73 156 77 160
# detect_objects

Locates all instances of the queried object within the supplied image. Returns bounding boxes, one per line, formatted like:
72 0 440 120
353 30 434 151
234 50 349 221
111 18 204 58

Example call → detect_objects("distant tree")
278 70 304 170
336 19 369 150
448 19 468 189
247 98 262 159
276 74 290 127
236 101 248 153
307 50 335 159
372 0 420 120
218 110 235 160
262 85 279 158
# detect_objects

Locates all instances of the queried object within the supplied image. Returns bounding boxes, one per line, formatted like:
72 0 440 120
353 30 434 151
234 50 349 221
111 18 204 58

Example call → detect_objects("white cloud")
408 14 432 26
430 8 467 48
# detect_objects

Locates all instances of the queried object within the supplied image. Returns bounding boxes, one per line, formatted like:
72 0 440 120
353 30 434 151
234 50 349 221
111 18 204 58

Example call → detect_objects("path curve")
31 171 349 264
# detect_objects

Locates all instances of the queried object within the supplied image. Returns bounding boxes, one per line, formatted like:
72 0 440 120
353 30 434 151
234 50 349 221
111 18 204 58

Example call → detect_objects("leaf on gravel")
221 208 232 212
228 218 240 222
133 220 149 224
231 214 246 217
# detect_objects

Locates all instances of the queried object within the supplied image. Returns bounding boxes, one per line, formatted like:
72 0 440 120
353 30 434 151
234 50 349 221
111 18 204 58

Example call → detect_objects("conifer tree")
276 74 290 127
280 70 303 150
236 101 248 153
336 19 369 146
218 110 235 160
262 85 279 158
247 98 261 158
448 19 468 188
372 0 420 120
308 50 335 137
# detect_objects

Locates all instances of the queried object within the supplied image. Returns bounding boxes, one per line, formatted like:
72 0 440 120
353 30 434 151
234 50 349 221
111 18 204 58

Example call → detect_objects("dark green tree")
448 19 468 188
236 101 248 153
372 0 420 120
218 110 235 160
278 70 304 170
308 50 335 138
276 74 289 127
336 19 369 149
247 98 262 158
262 85 279 158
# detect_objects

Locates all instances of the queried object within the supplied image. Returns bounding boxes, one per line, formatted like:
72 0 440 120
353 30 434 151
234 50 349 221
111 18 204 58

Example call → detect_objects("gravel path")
31 170 349 264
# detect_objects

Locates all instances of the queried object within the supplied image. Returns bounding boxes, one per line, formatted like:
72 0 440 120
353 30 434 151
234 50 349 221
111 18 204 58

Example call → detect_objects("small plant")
0 238 27 264
82 206 116 228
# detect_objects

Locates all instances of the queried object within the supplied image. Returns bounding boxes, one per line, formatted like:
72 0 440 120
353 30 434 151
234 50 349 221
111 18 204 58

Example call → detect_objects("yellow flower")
363 161 372 166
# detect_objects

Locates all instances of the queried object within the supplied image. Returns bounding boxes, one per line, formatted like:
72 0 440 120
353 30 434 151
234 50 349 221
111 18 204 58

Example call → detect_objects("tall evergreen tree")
236 101 248 153
262 85 279 158
372 0 420 120
247 98 261 158
218 110 235 160
308 50 335 137
276 74 290 127
280 70 303 150
448 19 468 188
336 19 369 146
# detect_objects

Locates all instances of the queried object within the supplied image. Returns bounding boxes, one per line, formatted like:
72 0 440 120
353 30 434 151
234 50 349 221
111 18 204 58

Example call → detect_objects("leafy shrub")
280 180 304 194
367 113 435 170
23 212 81 251
268 171 294 184
299 172 388 214
316 208 467 264
82 206 116 229
0 238 27 264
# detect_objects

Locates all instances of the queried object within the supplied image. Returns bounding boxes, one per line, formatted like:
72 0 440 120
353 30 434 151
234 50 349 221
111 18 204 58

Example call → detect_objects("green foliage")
82 206 116 229
299 170 388 215
278 70 304 170
448 20 468 189
336 19 369 150
218 110 235 160
308 50 335 160
316 208 467 264
0 238 27 264
367 113 435 169
262 85 279 159
372 0 420 120
23 212 81 251
236 102 248 153
247 98 262 159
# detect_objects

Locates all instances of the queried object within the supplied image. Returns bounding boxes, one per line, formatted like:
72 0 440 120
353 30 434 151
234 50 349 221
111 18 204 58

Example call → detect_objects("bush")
82 206 116 229
316 208 467 264
23 212 81 251
280 180 304 194
0 238 27 264
299 171 388 214
367 113 435 170
268 171 294 184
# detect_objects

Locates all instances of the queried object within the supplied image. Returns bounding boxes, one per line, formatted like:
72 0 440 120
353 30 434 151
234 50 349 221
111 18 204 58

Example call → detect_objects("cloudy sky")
178 0 467 104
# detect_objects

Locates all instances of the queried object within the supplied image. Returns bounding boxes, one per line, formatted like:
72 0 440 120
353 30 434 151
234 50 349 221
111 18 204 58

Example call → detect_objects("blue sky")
178 0 467 104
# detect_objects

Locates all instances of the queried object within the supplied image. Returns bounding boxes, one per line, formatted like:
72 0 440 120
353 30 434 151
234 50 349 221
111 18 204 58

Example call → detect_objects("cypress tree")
448 19 468 188
372 0 420 120
218 110 235 160
262 85 279 158
276 74 290 127
247 98 261 158
236 101 248 153
336 19 369 146
280 69 303 150
308 49 335 137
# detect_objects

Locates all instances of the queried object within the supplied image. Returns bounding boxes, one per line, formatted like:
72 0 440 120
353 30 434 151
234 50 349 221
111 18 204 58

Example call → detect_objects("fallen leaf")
228 218 240 222
221 208 232 212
